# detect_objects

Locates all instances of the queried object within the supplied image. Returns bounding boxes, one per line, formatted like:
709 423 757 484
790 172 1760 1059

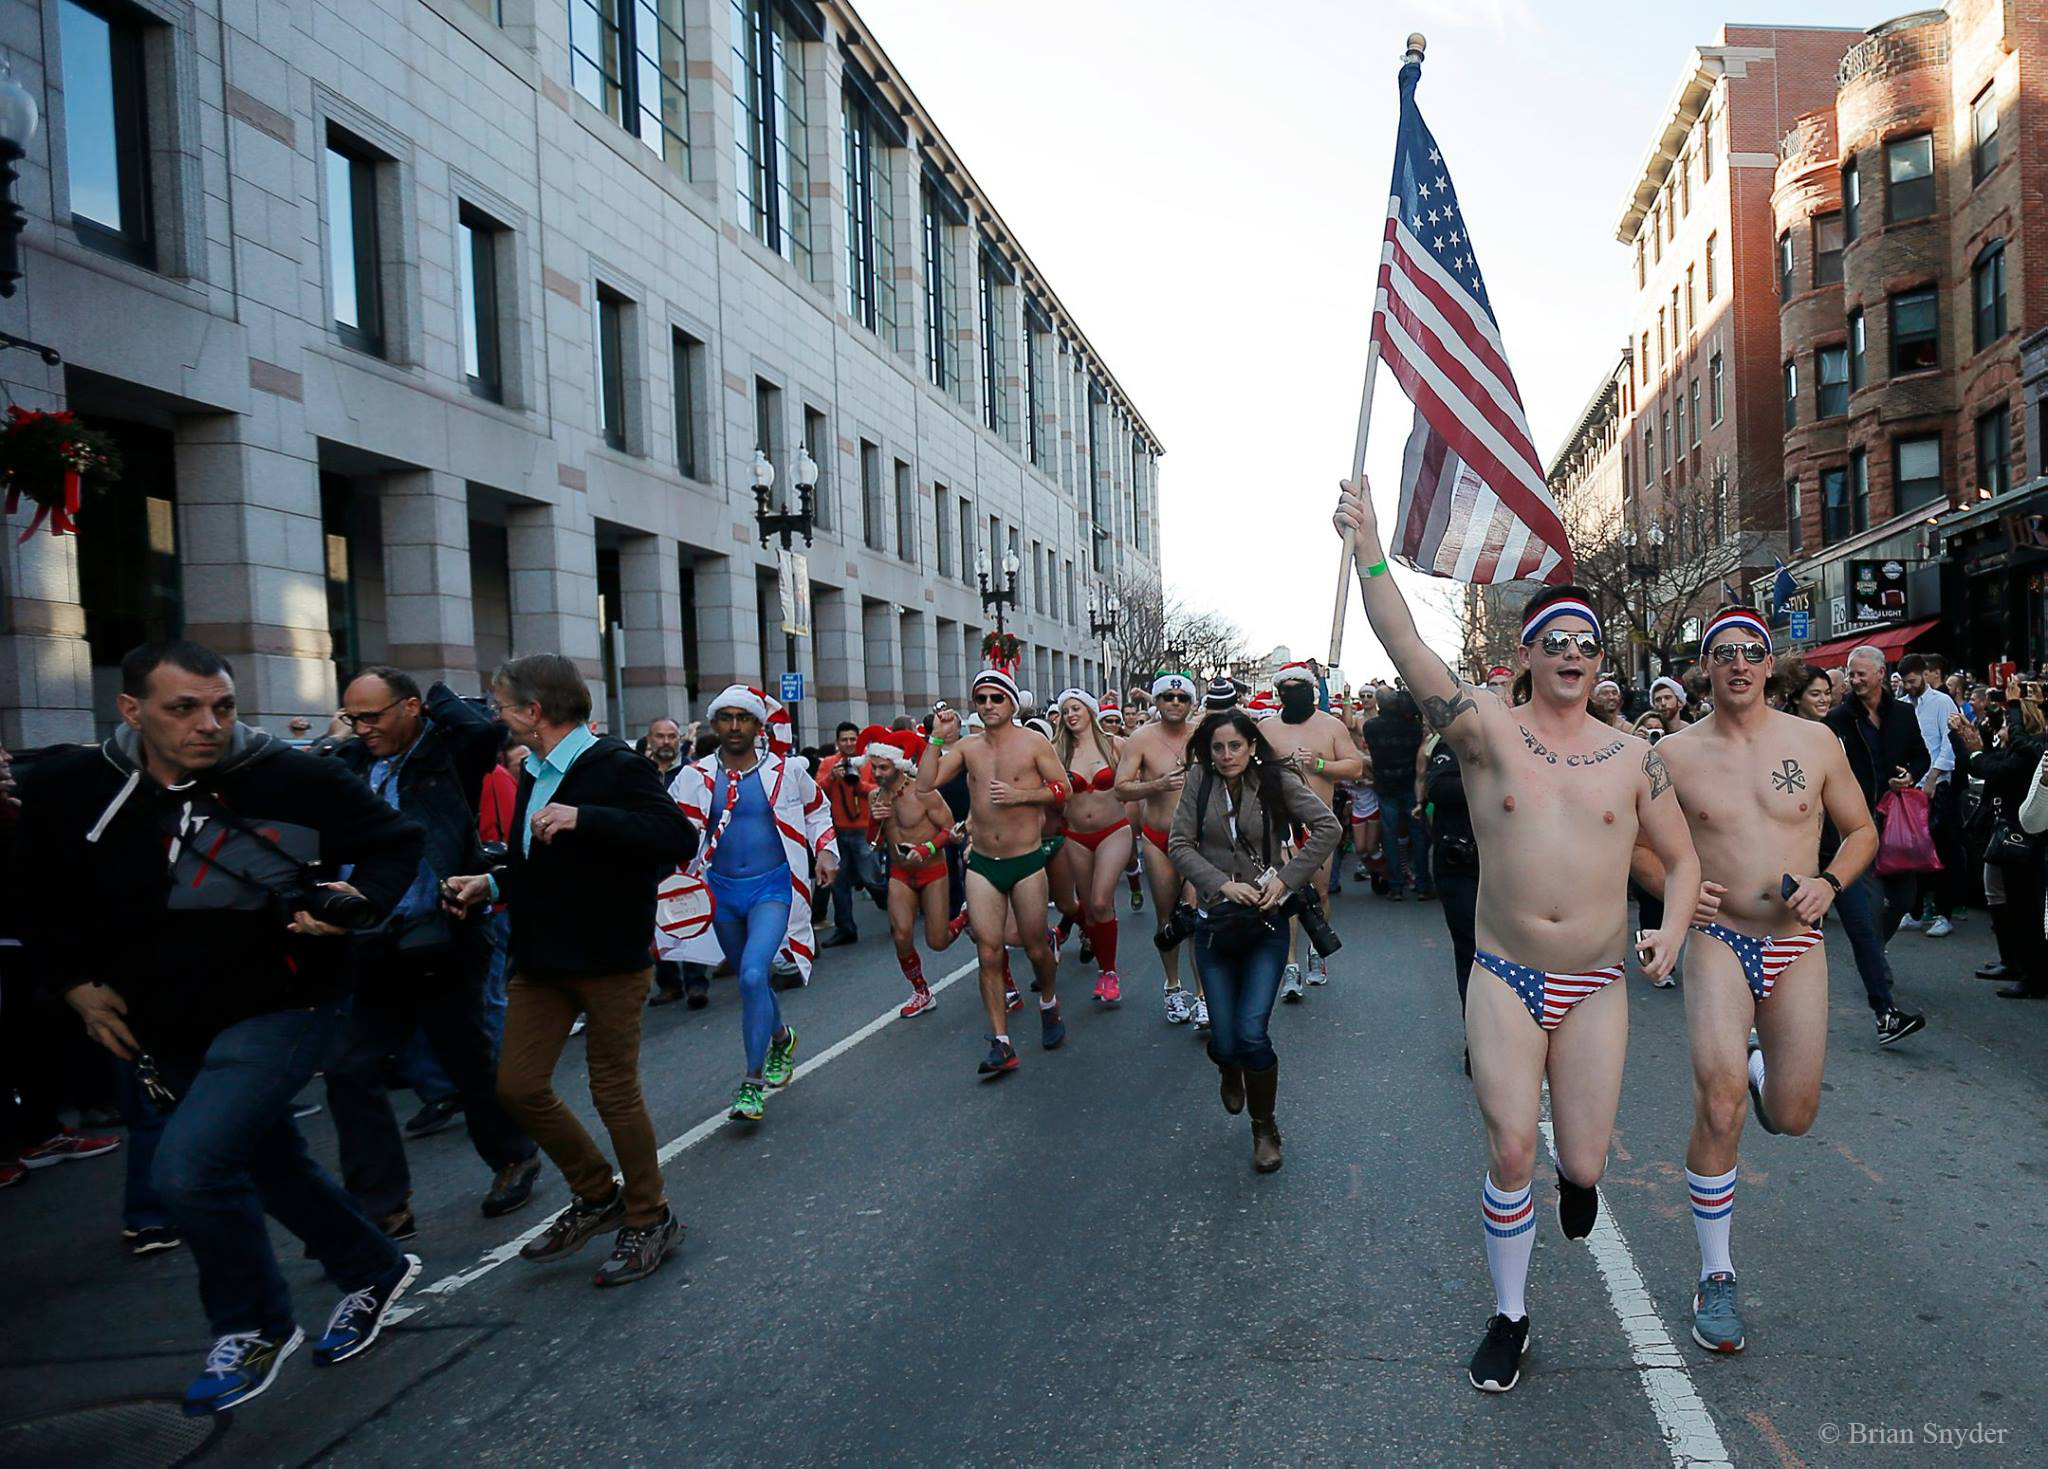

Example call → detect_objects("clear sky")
854 0 1883 685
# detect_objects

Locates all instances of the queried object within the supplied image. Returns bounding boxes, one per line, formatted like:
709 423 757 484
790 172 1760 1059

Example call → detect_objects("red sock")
898 949 926 988
1087 917 1119 971
1002 951 1013 985
1057 911 1076 941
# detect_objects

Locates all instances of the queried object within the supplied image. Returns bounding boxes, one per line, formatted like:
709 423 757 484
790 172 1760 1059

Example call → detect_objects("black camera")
1281 890 1343 957
275 881 380 930
1155 901 1200 951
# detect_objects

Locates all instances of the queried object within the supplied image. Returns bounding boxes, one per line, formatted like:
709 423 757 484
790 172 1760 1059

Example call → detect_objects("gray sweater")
1167 763 1342 907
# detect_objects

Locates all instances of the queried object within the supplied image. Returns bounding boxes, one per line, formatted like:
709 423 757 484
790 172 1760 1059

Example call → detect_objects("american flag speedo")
1372 58 1573 586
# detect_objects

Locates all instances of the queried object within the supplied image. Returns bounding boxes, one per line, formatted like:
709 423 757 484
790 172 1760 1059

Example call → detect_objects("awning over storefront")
1798 618 1940 670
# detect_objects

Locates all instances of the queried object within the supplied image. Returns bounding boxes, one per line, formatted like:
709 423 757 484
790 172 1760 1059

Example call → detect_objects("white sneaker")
569 1016 587 1036
1191 996 1211 1030
1164 988 1193 1024
1925 916 1954 938
1280 965 1305 1002
1306 953 1330 986
1897 913 1924 932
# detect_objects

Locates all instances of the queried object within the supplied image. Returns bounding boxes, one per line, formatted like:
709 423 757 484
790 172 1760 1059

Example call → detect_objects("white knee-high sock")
1687 1165 1738 1279
1481 1175 1535 1320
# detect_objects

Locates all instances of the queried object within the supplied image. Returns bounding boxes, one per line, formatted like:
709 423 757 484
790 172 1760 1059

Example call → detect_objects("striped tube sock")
1687 1165 1738 1280
1481 1175 1536 1321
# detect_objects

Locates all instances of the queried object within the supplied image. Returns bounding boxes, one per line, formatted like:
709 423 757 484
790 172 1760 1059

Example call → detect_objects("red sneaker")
1097 970 1122 1006
19 1127 121 1169
899 986 936 1019
1004 984 1024 1013
0 1161 25 1189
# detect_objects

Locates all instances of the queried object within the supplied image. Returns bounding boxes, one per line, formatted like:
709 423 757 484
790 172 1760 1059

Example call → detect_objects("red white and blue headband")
1521 598 1603 645
1702 610 1772 654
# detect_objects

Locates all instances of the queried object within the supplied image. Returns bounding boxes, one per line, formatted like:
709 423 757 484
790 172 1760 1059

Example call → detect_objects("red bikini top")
1066 766 1117 793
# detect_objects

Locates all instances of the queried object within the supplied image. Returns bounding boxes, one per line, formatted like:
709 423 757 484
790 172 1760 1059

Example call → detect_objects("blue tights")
716 899 790 1077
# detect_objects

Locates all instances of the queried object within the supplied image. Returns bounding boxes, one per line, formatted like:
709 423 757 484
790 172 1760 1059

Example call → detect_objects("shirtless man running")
860 726 965 1020
1114 673 1208 1025
1260 660 1366 997
917 669 1071 1077
1333 481 1700 1394
1633 607 1876 1356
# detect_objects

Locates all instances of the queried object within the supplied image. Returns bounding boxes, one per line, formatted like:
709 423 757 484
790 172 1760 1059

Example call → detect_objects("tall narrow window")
894 460 915 565
1972 85 1999 184
1885 134 1934 223
1782 359 1798 429
1644 426 1655 481
841 79 898 343
1821 465 1850 543
1704 232 1717 300
1690 379 1701 447
1849 451 1870 532
457 204 503 403
1674 392 1685 451
1817 345 1848 419
671 329 703 479
1635 240 1645 289
1895 435 1942 512
59 0 154 265
731 0 811 272
979 242 1012 437
1777 232 1794 301
934 485 952 575
860 440 882 551
920 179 963 392
1701 116 1713 179
1978 406 2011 497
569 0 689 177
1685 265 1695 331
1848 309 1865 390
1974 241 2007 351
803 406 829 529
1842 155 1860 240
1890 288 1938 374
596 285 629 450
1813 212 1843 286
957 495 974 583
1786 478 1804 557
325 134 384 357
1024 309 1049 467
753 377 781 478
1710 353 1723 424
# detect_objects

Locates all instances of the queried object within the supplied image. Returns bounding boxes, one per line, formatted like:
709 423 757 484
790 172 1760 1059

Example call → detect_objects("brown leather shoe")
481 1156 541 1218
1251 1120 1284 1174
593 1207 682 1287
1218 1065 1245 1115
520 1185 624 1262
1245 1064 1282 1173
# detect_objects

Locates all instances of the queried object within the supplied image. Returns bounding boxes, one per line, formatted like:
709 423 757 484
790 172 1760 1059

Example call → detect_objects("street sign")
780 672 804 704
1789 611 1810 640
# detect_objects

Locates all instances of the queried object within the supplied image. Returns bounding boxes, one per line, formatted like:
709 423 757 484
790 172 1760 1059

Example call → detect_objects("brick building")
1613 24 1863 654
0 0 1162 746
1769 3 2048 669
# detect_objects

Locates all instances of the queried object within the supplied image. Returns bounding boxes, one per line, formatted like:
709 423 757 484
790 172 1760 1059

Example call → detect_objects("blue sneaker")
1691 1271 1745 1354
182 1327 303 1416
313 1252 421 1365
1039 1001 1067 1050
978 1036 1019 1077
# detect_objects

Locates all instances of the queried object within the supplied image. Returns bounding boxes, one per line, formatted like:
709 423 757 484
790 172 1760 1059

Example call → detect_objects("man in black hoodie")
14 641 426 1416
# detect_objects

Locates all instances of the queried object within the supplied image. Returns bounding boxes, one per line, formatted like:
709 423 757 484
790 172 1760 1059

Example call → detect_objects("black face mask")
1279 685 1316 723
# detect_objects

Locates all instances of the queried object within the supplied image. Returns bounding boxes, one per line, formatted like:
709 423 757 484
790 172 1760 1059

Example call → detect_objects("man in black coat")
1821 645 1930 1044
325 668 540 1234
443 653 697 1288
16 641 426 1413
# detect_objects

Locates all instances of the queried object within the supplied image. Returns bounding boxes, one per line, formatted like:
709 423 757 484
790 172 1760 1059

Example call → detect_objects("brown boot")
1244 1064 1282 1173
1218 1065 1246 1115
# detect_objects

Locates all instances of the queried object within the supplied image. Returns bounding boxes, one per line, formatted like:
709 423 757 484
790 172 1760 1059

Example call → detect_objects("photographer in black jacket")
14 641 426 1415
325 669 540 1235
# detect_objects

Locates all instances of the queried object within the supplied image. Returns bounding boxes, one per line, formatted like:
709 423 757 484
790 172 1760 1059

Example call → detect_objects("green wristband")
1364 559 1390 578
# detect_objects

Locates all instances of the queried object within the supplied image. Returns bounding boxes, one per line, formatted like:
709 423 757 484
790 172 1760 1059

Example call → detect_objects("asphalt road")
3 885 2045 1467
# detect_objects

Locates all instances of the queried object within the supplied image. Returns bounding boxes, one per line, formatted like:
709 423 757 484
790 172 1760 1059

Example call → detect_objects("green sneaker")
728 1081 765 1122
1691 1271 1745 1354
763 1027 799 1088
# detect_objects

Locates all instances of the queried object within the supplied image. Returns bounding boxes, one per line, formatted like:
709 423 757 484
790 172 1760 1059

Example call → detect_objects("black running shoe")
1468 1313 1531 1392
977 1036 1020 1077
1876 1008 1926 1046
1556 1176 1598 1240
404 1097 464 1137
521 1186 626 1263
1747 1035 1779 1136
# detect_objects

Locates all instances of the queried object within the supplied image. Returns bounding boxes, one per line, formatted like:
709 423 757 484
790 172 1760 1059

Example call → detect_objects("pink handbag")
1875 787 1942 876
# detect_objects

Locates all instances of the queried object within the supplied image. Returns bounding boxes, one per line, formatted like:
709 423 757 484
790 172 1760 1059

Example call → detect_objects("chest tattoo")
1519 726 1625 768
1771 758 1807 794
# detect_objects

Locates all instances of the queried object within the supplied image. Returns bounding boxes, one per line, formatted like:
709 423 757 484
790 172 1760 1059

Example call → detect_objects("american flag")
1374 58 1573 585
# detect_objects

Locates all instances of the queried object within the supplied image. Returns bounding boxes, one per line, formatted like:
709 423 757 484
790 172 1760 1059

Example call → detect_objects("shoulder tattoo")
1421 681 1476 732
1644 747 1672 800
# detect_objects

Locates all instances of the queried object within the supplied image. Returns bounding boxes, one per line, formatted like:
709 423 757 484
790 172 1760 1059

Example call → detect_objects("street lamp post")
750 445 816 747
977 546 1020 633
1624 522 1664 685
1088 592 1117 698
0 62 58 364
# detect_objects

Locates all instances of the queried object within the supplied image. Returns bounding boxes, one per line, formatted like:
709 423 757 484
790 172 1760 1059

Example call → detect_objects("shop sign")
1848 558 1909 625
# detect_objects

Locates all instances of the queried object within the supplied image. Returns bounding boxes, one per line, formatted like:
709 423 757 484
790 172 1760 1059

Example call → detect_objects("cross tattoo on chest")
1771 759 1806 794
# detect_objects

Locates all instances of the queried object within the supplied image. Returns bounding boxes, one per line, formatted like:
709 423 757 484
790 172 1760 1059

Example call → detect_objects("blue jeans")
829 836 884 937
710 867 792 1077
1379 796 1433 895
151 1004 402 1337
1196 921 1289 1072
398 911 511 1101
1832 869 1908 1015
114 1059 172 1231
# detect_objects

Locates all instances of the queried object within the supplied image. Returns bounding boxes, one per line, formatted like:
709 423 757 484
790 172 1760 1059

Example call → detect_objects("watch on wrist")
1817 871 1842 896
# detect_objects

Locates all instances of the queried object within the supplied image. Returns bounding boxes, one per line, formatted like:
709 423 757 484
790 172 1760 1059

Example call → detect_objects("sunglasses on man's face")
972 691 1010 707
1156 692 1192 704
1709 641 1771 666
1536 630 1602 659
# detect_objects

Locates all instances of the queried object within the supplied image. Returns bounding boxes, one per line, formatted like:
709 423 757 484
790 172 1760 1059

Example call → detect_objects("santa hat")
1487 666 1512 681
1055 687 1099 720
972 667 1020 704
705 685 794 756
1247 691 1278 718
853 723 924 772
1651 676 1687 703
1273 661 1316 687
1100 692 1122 714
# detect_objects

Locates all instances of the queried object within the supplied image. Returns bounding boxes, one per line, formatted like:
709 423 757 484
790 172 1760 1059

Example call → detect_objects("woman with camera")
1168 710 1341 1173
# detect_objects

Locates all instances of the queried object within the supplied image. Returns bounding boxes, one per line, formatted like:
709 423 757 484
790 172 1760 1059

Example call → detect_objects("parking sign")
780 672 804 703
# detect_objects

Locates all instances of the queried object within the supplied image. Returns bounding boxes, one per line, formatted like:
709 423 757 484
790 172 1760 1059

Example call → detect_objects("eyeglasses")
971 692 1011 707
1709 641 1771 666
1536 631 1602 659
340 698 407 730
1156 692 1192 704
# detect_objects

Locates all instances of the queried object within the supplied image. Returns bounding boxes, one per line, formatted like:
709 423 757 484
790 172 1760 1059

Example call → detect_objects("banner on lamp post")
778 549 811 637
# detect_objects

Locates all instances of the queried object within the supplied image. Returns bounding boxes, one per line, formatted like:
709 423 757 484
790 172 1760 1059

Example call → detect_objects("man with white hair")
1821 646 1931 1046
667 687 838 1122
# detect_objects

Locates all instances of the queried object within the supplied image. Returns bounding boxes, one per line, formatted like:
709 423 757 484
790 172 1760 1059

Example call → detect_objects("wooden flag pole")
1329 32 1426 672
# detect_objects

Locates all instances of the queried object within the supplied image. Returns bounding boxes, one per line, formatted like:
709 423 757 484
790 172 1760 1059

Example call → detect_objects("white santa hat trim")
1056 687 1099 719
972 667 1020 704
1650 676 1687 703
707 685 768 721
1152 673 1196 699
1273 661 1316 687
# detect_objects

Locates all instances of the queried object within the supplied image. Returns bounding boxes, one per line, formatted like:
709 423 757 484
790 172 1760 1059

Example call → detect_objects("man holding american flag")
1325 37 1700 1395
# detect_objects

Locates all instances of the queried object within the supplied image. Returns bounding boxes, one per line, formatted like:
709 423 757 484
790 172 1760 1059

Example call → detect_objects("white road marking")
385 955 982 1324
1539 1109 1730 1468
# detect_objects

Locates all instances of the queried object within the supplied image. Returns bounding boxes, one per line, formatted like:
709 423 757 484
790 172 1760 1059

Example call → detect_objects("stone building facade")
0 0 1162 745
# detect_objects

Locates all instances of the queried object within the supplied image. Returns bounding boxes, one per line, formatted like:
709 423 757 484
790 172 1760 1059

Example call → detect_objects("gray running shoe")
1690 1271 1745 1354
1164 987 1194 1025
1306 952 1330 986
1190 995 1211 1030
1280 965 1305 1003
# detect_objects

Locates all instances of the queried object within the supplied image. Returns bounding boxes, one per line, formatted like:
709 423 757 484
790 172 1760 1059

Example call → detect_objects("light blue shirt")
523 723 598 855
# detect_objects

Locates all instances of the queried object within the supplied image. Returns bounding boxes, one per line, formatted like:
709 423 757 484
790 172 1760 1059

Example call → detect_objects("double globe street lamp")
977 545 1020 633
750 445 818 744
